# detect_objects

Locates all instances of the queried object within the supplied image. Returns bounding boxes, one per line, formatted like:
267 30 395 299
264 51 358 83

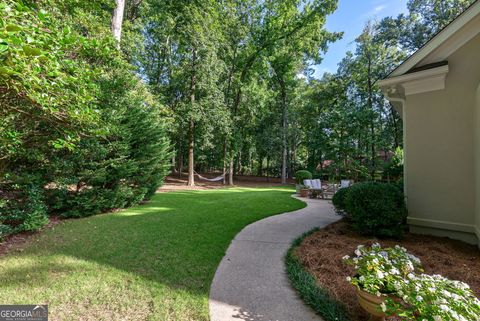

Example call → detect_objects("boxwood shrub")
344 182 407 238
332 186 350 213
295 170 312 184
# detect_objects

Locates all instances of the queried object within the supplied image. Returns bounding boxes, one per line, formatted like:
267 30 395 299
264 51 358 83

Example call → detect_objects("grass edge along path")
0 187 305 321
285 228 351 321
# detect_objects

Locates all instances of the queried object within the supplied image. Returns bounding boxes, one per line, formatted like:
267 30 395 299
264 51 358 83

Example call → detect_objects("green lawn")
0 187 305 321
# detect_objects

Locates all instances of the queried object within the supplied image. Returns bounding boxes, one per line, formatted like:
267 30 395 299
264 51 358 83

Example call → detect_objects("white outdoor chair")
340 179 353 189
304 179 323 198
303 179 313 189
312 179 322 189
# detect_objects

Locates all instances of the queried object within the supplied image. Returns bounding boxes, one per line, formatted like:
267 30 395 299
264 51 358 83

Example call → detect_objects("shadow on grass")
2 188 305 299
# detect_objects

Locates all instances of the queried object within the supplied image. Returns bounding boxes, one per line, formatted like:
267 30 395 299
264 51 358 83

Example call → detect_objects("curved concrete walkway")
209 196 340 321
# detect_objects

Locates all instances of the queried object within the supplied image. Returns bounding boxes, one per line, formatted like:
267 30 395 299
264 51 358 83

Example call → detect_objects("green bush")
0 224 13 239
393 178 404 193
0 184 49 233
295 170 312 184
332 186 350 212
344 182 407 238
383 147 404 181
1 1 170 226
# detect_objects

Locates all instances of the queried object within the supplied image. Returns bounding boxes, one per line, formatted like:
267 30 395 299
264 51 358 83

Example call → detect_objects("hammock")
194 171 226 182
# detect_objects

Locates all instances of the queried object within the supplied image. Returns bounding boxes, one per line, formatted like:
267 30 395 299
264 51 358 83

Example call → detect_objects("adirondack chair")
340 179 353 189
304 179 324 198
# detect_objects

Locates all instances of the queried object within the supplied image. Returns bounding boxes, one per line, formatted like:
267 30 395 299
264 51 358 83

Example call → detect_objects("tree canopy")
0 0 472 236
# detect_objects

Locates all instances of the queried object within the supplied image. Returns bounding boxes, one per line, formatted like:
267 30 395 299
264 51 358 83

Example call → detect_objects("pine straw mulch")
294 219 480 321
0 216 64 256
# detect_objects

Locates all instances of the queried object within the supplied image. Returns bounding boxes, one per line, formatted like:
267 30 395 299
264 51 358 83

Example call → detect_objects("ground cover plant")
0 187 304 321
288 220 480 321
286 229 350 321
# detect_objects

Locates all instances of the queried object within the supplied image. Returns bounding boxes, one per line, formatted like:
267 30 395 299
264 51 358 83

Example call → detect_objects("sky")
312 0 409 78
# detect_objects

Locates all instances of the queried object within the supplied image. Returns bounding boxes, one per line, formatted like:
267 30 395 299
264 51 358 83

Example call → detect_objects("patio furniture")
340 179 353 189
304 179 324 199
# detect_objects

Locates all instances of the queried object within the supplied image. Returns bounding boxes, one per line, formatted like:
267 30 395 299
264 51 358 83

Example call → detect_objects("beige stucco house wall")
476 83 480 241
379 2 480 246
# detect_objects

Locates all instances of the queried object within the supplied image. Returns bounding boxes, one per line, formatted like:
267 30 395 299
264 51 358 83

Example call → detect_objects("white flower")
354 249 361 256
342 255 350 260
433 315 442 321
376 270 384 279
440 305 450 312
380 302 387 312
390 268 400 275
416 295 423 302
346 276 352 282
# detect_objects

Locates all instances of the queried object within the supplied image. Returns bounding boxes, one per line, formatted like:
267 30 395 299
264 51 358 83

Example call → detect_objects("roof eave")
388 1 480 78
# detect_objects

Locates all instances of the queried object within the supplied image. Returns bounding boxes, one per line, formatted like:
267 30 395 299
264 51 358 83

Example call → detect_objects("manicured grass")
285 229 351 321
0 187 304 321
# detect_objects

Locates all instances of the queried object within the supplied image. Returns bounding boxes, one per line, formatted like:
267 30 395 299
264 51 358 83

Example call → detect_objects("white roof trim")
378 65 449 88
390 2 480 77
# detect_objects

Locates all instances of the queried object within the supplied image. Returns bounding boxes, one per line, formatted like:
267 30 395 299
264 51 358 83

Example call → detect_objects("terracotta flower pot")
299 188 309 198
356 288 388 321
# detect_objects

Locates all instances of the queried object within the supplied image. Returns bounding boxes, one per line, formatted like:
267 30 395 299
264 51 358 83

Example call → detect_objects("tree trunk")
111 0 125 47
367 54 376 180
266 156 270 182
223 139 227 185
291 141 297 177
237 150 242 175
178 146 183 178
187 49 197 187
389 104 401 148
281 81 288 184
257 155 263 176
229 157 234 185
248 149 253 175
188 119 195 186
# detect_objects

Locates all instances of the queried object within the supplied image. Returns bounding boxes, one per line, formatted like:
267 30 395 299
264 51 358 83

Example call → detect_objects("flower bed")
291 220 480 321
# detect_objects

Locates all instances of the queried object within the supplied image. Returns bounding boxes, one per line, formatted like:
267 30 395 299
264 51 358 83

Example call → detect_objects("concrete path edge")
209 195 341 321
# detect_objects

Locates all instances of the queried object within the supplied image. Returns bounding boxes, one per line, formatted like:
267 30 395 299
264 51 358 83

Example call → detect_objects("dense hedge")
295 170 312 184
331 186 350 213
344 182 407 238
0 1 170 236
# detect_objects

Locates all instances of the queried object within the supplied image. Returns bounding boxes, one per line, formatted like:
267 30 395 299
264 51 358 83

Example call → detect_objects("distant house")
379 2 480 246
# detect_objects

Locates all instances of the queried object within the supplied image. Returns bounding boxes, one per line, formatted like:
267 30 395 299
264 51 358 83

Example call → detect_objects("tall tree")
111 0 126 46
142 0 227 186
222 0 340 184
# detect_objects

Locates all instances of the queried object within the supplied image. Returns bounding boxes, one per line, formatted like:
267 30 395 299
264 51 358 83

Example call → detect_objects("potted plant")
343 244 422 321
299 185 309 198
295 170 312 193
344 244 480 321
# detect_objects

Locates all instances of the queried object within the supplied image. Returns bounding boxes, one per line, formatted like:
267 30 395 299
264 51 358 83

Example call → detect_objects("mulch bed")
0 216 64 256
294 219 480 321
